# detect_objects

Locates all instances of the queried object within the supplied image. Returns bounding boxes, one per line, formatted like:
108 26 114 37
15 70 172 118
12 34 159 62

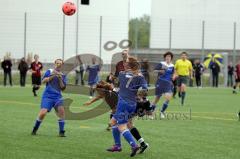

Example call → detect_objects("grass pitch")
0 86 240 159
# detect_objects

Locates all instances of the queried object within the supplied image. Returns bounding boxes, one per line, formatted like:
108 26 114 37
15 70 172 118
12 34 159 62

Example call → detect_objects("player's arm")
56 75 66 90
42 75 56 84
84 95 103 106
153 63 165 74
173 61 179 79
42 70 56 84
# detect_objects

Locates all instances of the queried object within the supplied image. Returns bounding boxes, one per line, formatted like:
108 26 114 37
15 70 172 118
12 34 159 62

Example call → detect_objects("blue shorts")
113 97 136 124
155 79 173 97
41 97 63 112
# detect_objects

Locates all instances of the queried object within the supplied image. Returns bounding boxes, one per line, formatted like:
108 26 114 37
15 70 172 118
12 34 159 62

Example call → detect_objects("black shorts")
32 75 41 85
236 77 240 83
177 76 189 87
135 100 151 117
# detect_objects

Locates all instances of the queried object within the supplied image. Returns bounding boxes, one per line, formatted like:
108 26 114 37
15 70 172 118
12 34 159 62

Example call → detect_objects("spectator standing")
18 57 29 87
1 56 12 86
210 60 220 87
228 62 234 87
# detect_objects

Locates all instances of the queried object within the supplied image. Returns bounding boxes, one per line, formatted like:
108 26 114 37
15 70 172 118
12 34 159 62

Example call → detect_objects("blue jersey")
118 71 148 105
86 64 100 85
154 62 174 82
42 69 67 99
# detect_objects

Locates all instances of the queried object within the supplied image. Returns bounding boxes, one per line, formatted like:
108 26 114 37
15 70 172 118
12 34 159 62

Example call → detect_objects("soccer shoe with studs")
106 145 122 152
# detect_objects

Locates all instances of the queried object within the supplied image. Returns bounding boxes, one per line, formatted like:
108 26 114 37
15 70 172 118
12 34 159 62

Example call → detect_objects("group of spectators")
1 54 239 90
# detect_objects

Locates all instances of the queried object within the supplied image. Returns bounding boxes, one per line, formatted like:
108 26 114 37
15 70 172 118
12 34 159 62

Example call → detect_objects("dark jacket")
1 60 12 73
210 62 220 75
228 65 234 75
193 63 204 76
18 61 29 73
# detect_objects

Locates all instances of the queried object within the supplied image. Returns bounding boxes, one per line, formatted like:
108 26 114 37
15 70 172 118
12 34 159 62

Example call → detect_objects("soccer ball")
62 1 77 16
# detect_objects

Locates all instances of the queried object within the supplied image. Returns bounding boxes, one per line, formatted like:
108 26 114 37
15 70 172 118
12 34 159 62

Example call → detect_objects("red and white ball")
62 1 76 16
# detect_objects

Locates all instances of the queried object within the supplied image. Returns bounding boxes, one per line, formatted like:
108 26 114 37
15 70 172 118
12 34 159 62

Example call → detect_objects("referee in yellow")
174 52 193 106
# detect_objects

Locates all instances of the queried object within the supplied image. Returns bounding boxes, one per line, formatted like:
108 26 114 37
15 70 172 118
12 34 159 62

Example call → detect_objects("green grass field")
0 86 240 159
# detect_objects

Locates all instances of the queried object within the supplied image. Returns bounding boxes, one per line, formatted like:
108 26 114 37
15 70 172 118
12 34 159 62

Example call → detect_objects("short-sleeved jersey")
174 59 193 76
154 61 174 82
31 62 43 77
86 64 100 83
118 71 148 105
236 64 240 77
42 69 67 99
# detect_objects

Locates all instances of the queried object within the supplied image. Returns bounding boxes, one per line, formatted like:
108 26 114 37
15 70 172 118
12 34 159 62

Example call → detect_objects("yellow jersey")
174 59 193 76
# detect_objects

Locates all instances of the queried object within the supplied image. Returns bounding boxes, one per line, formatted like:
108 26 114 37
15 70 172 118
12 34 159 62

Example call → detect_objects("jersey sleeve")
154 63 163 70
42 69 51 80
139 76 148 90
62 75 67 85
39 62 43 70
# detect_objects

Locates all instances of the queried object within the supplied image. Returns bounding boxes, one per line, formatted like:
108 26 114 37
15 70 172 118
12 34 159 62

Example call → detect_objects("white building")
150 0 240 50
0 0 129 62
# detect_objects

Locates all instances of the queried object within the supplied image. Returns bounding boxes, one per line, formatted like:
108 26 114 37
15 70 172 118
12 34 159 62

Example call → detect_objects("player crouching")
31 59 67 137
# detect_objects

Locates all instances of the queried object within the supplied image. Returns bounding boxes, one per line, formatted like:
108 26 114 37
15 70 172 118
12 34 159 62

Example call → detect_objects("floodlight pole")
76 0 80 55
233 22 237 66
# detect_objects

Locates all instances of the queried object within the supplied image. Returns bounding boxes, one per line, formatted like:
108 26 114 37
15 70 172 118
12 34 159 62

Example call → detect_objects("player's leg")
233 78 239 94
160 93 172 118
181 83 187 105
180 76 188 106
106 113 113 131
107 117 122 152
32 98 54 135
118 122 139 157
151 96 160 111
177 77 182 98
108 99 139 156
31 108 48 135
89 85 94 98
128 119 149 153
55 104 66 137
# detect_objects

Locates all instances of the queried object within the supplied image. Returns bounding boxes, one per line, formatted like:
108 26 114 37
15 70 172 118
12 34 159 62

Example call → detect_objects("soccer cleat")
139 143 149 154
160 112 166 119
233 90 237 94
106 123 111 131
59 131 66 137
31 129 37 135
130 146 140 157
106 145 122 152
178 92 182 98
33 90 37 97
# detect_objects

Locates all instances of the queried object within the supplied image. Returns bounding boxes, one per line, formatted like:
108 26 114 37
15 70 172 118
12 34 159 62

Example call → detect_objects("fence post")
99 16 103 59
169 19 172 50
76 0 80 55
23 12 27 58
62 14 66 60
222 52 228 87
134 20 139 49
201 21 205 62
233 22 237 66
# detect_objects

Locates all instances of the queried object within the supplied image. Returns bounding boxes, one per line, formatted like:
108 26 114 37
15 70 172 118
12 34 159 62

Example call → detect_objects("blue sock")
112 125 121 147
33 119 42 130
122 129 137 148
58 119 65 132
161 100 169 113
151 104 156 112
